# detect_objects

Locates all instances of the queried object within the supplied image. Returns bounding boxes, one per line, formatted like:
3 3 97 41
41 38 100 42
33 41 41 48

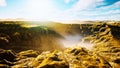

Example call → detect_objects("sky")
0 0 120 21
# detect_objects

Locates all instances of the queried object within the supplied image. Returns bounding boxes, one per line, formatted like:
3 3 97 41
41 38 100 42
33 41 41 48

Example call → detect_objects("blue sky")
0 0 120 21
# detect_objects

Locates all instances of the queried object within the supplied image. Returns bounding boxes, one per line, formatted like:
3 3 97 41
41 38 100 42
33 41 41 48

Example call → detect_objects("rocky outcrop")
0 46 119 68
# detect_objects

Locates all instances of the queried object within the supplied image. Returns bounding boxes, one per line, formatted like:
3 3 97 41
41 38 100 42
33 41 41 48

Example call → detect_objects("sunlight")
0 0 6 6
24 0 57 20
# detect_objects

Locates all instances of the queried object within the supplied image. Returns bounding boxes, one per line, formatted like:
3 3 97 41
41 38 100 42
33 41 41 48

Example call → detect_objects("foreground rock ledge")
0 46 120 68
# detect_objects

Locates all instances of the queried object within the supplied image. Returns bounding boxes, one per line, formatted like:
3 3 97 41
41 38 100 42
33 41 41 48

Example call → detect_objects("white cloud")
18 0 120 21
55 0 104 21
80 10 120 16
103 10 120 15
83 1 120 17
59 0 120 21
0 0 6 6
64 0 70 4
99 1 120 10
70 0 104 11
1 0 119 21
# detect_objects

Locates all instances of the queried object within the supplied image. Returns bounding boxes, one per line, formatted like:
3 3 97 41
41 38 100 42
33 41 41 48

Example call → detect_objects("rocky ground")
0 21 120 68
0 45 120 68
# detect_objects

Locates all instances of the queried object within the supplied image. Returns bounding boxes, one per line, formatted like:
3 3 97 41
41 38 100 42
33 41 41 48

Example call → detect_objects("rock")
12 57 35 68
35 50 68 68
28 51 51 67
0 64 10 68
64 47 112 68
18 50 39 57
113 58 120 63
0 49 17 62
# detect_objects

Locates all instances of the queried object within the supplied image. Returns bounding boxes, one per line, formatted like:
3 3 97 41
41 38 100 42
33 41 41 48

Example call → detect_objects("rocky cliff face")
0 21 120 68
0 21 64 52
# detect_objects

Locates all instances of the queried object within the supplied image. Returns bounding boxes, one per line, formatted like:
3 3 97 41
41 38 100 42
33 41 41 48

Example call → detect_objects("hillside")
0 21 64 52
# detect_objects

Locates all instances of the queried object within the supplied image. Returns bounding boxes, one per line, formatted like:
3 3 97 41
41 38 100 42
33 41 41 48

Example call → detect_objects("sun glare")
24 0 58 20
